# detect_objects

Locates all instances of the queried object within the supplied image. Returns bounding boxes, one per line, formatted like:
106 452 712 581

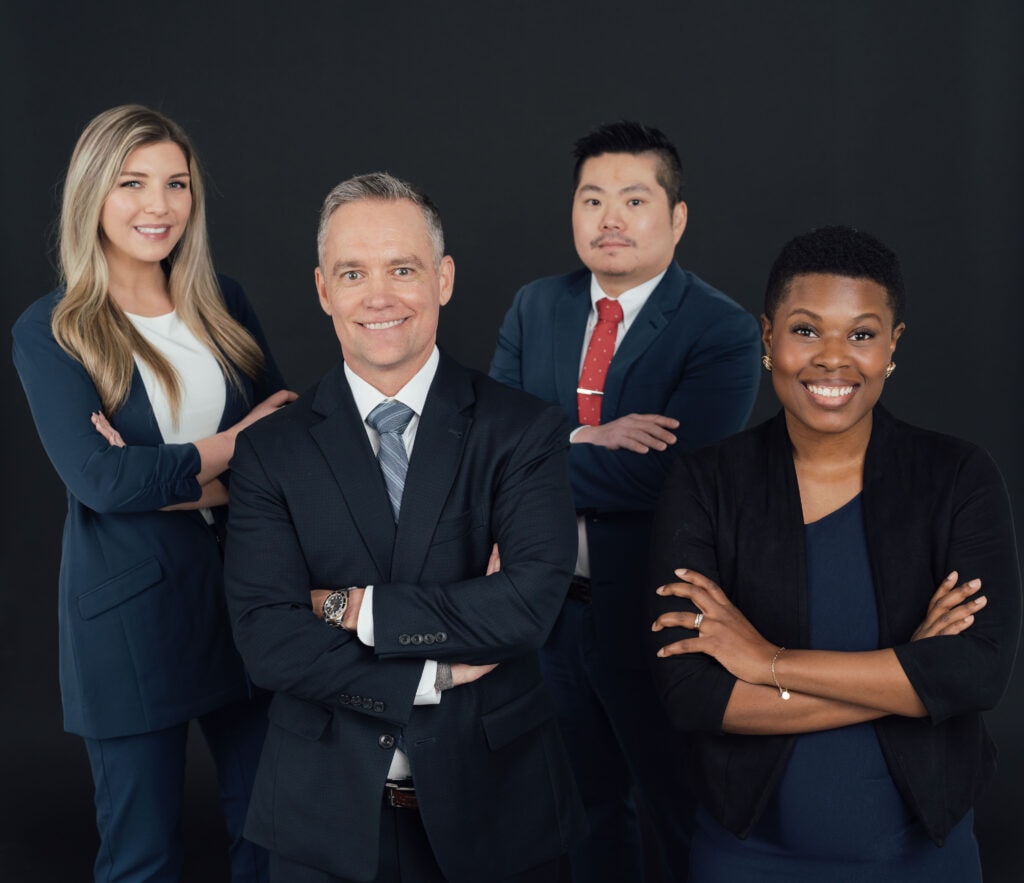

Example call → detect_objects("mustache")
591 234 636 248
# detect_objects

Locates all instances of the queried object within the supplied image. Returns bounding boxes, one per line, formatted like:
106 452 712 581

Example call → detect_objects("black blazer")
224 352 586 882
647 407 1021 844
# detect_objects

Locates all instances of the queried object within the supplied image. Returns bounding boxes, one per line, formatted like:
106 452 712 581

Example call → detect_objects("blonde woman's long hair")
52 104 264 421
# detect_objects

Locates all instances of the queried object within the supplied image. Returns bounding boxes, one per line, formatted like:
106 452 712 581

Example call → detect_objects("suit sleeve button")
423 633 435 645
339 693 350 703
373 701 385 713
378 734 395 749
362 698 373 710
399 634 411 645
410 634 423 645
436 632 447 643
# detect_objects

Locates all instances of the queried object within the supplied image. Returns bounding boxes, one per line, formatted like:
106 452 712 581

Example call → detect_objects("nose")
600 204 624 231
815 335 850 370
145 187 169 215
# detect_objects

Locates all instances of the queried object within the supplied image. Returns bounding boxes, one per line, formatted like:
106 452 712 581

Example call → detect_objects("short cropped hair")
572 121 684 205
764 225 906 326
317 172 445 267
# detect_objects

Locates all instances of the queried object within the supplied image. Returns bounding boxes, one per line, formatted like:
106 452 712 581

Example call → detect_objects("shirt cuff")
415 660 441 706
569 425 586 443
357 585 375 646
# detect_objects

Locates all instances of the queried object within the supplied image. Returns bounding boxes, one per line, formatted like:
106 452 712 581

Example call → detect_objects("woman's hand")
652 568 777 686
234 389 298 433
91 411 125 447
911 570 986 641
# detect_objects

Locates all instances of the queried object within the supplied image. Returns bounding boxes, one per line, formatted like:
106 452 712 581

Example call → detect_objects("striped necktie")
366 400 414 521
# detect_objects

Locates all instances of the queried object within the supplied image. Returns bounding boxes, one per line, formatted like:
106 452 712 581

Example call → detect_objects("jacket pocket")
267 692 332 741
482 683 557 750
77 558 163 620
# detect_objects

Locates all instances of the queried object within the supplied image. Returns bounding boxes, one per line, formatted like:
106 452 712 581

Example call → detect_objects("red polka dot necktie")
577 297 624 425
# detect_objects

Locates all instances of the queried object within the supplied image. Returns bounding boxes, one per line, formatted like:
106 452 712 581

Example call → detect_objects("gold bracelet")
771 647 791 700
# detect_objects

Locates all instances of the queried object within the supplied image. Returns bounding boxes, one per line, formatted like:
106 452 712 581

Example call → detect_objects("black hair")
572 121 684 205
764 226 906 326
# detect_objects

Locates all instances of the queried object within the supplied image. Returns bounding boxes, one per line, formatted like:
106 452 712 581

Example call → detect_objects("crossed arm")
651 568 984 735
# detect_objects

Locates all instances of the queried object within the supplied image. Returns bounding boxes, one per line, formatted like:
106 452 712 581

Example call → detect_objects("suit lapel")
554 274 592 418
602 263 687 417
391 354 472 583
309 362 396 580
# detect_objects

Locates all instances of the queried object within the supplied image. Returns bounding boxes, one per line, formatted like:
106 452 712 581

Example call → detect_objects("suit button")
350 695 362 706
435 632 447 643
410 634 423 645
423 633 435 645
399 634 411 645
378 734 395 749
362 698 373 710
373 701 385 713
339 693 350 703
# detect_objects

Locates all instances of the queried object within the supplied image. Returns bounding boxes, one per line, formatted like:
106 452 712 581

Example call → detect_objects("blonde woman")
13 105 295 882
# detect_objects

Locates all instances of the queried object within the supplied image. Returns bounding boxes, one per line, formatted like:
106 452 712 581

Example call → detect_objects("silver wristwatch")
322 589 350 628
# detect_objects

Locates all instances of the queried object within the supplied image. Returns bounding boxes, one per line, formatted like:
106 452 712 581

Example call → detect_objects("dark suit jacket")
489 262 762 662
224 352 586 882
647 406 1022 843
12 277 286 739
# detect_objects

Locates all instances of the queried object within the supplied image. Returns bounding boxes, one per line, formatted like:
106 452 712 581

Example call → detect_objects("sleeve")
645 453 739 732
224 430 423 726
487 287 526 391
893 448 1022 724
12 302 202 513
569 307 763 512
371 406 578 665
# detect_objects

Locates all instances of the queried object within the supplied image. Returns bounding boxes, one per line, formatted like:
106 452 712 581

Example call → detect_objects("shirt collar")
345 346 440 422
589 269 667 327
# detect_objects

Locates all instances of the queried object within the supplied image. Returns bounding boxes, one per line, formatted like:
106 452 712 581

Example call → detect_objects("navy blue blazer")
647 407 1022 843
490 262 762 659
12 277 286 739
223 352 586 882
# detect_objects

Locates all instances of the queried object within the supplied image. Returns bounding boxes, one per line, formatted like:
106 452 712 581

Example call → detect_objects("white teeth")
136 226 168 234
363 319 405 330
807 384 854 398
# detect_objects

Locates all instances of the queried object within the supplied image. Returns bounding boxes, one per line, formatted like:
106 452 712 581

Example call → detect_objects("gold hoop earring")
885 361 895 379
761 354 773 372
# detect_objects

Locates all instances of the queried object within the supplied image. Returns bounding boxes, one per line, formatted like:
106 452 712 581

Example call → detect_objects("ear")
437 255 455 307
671 201 688 245
760 314 773 353
890 322 905 353
314 266 332 316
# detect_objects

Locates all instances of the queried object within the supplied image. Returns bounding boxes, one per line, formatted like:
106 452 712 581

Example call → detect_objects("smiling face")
571 152 687 297
314 198 454 396
763 273 904 443
99 141 192 275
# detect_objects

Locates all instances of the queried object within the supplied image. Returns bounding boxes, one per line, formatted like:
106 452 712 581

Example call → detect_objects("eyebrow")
117 170 190 179
331 254 427 275
786 307 884 322
577 182 654 196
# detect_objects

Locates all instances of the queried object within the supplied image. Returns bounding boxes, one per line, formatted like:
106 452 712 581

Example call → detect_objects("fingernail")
964 615 974 624
968 579 981 588
946 571 957 581
974 596 986 605
674 568 687 577
656 586 666 594
657 648 666 657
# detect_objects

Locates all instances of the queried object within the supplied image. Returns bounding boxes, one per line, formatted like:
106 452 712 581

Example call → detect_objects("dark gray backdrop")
2 2 1021 880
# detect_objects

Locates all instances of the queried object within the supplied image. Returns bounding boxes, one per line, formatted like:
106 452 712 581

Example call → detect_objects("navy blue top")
691 495 981 881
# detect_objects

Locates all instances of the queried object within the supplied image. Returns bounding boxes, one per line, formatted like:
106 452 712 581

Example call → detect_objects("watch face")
324 590 347 623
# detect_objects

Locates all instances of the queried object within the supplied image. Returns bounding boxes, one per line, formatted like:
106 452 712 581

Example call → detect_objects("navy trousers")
84 695 269 883
541 597 694 883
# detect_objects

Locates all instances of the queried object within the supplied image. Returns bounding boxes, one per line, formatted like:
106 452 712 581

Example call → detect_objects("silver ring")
693 612 704 630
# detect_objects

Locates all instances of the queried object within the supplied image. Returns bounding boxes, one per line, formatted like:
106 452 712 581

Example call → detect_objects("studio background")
2 2 1021 880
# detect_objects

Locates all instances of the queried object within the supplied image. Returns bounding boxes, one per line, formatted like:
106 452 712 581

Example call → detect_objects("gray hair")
316 172 445 268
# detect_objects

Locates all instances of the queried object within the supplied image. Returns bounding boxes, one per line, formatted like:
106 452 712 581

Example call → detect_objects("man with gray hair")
224 173 585 882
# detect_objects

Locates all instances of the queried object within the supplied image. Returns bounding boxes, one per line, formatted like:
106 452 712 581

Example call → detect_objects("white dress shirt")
573 270 666 578
344 347 442 779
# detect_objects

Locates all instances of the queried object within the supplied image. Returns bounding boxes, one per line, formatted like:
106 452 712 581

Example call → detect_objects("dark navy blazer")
223 353 586 882
13 277 286 739
490 262 763 659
